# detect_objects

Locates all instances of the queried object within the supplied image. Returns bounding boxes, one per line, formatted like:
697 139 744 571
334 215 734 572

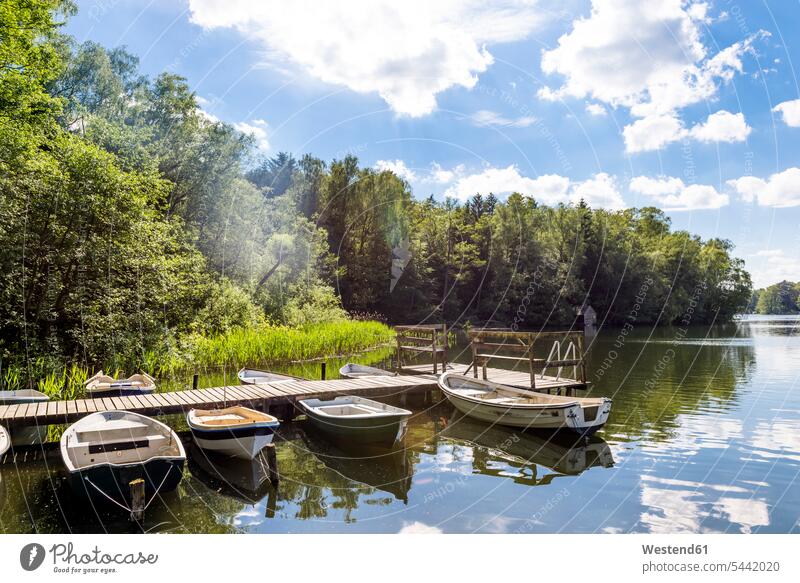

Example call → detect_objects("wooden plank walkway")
0 364 586 429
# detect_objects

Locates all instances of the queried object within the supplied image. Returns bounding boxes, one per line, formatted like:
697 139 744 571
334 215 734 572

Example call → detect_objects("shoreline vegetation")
0 2 752 390
748 281 800 315
0 320 395 400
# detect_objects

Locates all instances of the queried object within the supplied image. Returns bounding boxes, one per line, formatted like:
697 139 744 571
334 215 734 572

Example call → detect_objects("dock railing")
395 324 448 373
466 328 585 389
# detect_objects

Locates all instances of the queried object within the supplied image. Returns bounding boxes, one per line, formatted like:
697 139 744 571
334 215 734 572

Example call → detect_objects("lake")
1 315 799 533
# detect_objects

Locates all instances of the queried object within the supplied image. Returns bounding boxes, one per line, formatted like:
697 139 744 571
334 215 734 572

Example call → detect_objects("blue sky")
67 0 800 287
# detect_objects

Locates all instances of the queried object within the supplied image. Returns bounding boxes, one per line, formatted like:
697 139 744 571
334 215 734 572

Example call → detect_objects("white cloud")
773 99 800 127
727 167 800 207
585 103 607 116
746 250 800 289
630 176 729 210
624 110 751 153
234 119 270 151
188 0 546 117
442 165 625 209
540 0 764 150
375 159 417 182
689 110 751 142
570 173 626 209
623 113 686 153
467 110 538 128
398 521 443 534
429 162 464 184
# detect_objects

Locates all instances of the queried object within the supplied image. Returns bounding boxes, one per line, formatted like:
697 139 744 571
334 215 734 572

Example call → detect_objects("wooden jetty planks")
0 363 586 428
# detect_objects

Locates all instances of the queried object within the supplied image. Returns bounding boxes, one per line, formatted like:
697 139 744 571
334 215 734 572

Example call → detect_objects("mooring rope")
84 477 132 513
83 464 176 516
143 465 174 511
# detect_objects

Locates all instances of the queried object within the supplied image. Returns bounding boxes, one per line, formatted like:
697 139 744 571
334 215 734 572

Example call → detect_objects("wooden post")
471 333 479 378
432 330 438 374
192 373 199 390
264 443 279 486
442 323 448 370
320 362 326 380
129 478 145 521
529 337 536 389
265 486 277 519
577 333 587 383
396 334 402 371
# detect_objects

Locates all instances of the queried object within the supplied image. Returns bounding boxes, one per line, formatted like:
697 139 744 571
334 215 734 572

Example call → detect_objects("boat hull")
190 425 276 459
67 458 184 503
441 387 611 435
339 364 396 379
301 404 408 444
0 426 9 456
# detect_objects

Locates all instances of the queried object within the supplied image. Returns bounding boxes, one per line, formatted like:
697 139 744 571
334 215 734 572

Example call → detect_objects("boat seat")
75 419 152 442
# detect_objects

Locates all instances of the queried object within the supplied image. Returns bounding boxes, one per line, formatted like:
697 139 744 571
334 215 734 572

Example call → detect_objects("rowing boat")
84 371 156 398
188 406 280 459
0 426 9 457
61 411 185 505
298 395 411 444
0 389 50 405
237 368 302 384
339 363 396 379
437 373 611 435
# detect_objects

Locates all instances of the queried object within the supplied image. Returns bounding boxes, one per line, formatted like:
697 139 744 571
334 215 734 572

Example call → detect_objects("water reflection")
297 426 413 503
438 412 614 484
186 443 276 506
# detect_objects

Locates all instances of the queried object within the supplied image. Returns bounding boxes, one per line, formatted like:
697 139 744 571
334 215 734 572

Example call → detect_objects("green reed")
187 320 395 368
36 364 88 400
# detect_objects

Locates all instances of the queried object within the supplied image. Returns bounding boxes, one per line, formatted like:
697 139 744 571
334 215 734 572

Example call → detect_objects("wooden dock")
0 364 586 430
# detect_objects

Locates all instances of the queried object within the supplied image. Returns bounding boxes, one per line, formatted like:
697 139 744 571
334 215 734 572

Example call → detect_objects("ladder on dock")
467 329 586 389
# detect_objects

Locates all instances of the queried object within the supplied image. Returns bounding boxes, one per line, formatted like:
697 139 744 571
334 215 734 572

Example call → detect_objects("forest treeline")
750 281 800 314
0 1 752 371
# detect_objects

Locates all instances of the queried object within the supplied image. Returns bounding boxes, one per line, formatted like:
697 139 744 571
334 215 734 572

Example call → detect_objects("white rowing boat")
84 371 156 398
0 426 9 457
61 411 185 506
437 373 611 435
0 389 50 405
237 368 302 385
188 406 280 459
339 363 396 379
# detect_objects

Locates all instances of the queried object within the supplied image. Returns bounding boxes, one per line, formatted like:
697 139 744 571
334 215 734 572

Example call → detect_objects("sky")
66 0 800 287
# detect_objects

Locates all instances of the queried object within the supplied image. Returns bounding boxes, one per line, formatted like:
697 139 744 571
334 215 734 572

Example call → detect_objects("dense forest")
750 281 800 314
0 1 752 374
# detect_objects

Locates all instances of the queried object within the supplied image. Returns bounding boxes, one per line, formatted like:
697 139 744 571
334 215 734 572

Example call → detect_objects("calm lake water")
2 315 799 534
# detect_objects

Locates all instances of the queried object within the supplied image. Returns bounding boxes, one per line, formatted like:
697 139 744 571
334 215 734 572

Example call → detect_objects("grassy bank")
1 320 395 399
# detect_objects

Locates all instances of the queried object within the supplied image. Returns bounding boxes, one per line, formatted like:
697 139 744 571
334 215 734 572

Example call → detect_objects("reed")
187 320 395 368
0 321 394 399
36 364 88 400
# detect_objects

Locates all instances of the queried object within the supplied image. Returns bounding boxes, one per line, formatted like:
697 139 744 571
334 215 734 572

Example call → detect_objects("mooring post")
192 372 199 390
129 478 145 521
320 362 326 380
265 486 277 518
264 443 279 486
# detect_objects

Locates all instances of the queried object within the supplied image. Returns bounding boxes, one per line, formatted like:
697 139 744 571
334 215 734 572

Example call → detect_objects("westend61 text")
642 544 708 555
